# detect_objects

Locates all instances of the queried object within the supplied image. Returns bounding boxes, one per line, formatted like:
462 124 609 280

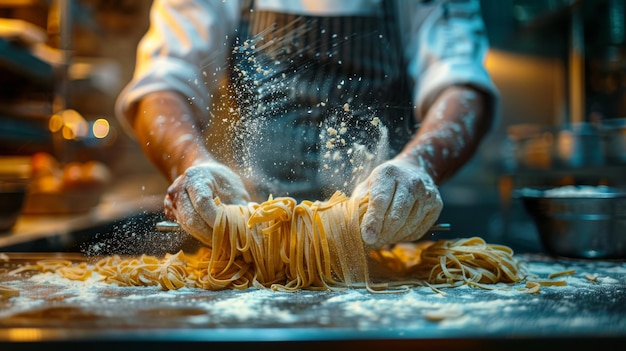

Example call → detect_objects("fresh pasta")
0 284 19 299
368 237 529 294
11 191 544 293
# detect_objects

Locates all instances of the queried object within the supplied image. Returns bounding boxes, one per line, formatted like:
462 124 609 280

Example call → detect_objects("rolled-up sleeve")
115 0 240 134
399 0 498 119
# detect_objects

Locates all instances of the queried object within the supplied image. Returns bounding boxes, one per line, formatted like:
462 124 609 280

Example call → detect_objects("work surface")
1 252 625 350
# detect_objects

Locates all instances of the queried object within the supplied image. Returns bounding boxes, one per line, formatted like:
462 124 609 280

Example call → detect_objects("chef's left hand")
353 159 443 249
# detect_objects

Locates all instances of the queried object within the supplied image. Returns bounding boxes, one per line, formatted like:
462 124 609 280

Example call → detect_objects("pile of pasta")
11 191 542 294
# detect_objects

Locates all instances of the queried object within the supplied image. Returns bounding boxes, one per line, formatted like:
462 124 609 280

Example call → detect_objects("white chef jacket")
114 0 498 135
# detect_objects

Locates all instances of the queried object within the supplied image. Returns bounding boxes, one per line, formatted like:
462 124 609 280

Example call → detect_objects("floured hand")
164 162 250 246
353 159 443 249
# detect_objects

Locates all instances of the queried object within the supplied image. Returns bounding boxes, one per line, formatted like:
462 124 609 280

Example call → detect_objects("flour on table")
1 254 625 332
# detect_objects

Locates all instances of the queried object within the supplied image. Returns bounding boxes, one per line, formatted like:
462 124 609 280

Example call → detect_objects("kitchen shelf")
0 37 53 92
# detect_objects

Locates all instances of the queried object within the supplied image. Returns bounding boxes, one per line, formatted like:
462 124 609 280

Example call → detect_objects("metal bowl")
518 186 626 259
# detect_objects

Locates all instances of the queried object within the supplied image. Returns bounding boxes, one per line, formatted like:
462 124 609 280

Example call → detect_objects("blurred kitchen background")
0 0 625 252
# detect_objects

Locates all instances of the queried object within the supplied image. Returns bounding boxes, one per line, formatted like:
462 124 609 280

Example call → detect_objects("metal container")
555 122 605 168
518 186 626 259
601 118 626 165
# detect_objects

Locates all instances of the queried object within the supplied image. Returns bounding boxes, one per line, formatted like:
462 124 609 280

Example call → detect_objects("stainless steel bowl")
518 186 626 259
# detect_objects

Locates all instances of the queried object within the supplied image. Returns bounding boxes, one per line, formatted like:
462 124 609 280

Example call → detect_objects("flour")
26 271 110 303
319 112 389 193
200 289 299 323
602 263 626 273
82 219 192 257
315 287 536 331
521 185 616 198
217 25 395 200
2 254 625 333
598 276 620 284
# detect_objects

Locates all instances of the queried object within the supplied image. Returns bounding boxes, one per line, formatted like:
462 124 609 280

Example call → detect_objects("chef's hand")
164 162 250 246
353 159 443 249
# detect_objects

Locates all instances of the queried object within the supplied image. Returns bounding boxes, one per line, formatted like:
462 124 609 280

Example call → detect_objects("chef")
115 0 498 249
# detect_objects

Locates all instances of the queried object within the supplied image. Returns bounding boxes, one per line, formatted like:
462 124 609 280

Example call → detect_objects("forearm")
397 85 493 184
133 91 215 182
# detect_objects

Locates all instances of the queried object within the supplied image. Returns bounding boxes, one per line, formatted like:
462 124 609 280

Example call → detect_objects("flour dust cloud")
198 19 391 200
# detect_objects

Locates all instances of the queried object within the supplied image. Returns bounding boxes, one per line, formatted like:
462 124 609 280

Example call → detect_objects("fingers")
163 163 251 247
218 182 250 206
359 160 444 248
361 178 396 246
207 166 251 205
177 199 214 246
164 174 184 220
185 181 219 228
163 192 176 220
393 189 443 243
164 174 214 246
380 181 417 243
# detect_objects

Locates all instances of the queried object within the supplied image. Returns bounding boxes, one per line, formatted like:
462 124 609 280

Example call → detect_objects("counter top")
1 253 625 350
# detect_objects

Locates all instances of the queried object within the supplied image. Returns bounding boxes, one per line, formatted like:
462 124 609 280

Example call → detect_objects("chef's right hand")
164 162 250 246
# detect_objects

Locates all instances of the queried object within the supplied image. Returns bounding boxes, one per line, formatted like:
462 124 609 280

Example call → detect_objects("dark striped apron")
229 0 415 201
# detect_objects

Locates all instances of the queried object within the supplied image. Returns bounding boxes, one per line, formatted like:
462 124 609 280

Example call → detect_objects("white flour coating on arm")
172 134 195 147
421 142 436 158
155 115 167 124
409 152 437 180
412 88 479 166
461 110 476 131
459 89 476 107
415 126 465 160
432 100 448 121
176 113 192 122
458 90 478 133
